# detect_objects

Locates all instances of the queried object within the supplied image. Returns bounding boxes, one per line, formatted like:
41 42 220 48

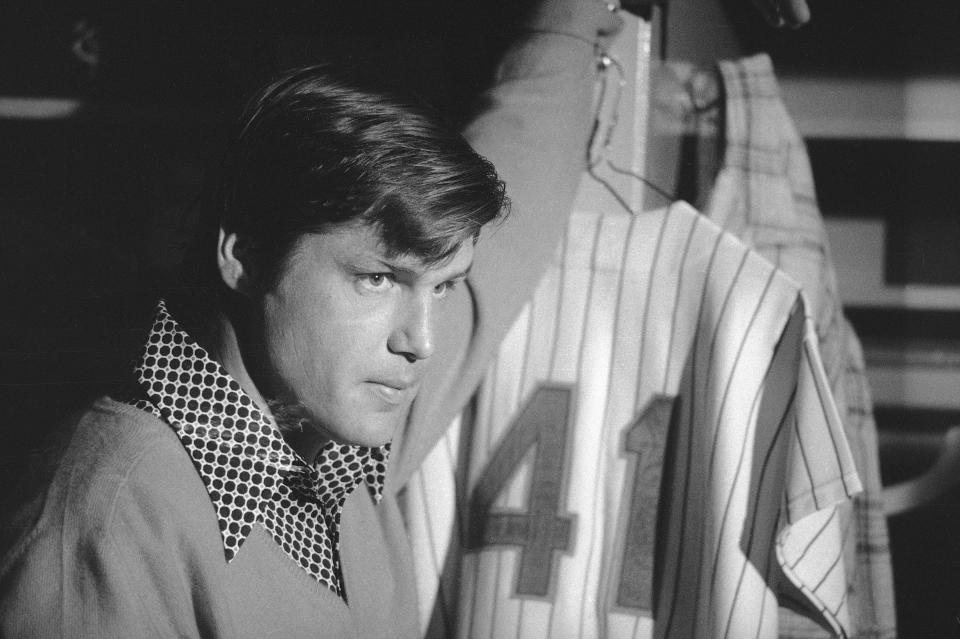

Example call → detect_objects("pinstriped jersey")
404 201 861 639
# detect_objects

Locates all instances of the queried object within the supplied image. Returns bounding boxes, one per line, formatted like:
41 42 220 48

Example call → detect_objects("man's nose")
387 294 435 363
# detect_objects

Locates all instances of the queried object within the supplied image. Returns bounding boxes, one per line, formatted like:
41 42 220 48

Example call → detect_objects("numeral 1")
613 394 678 613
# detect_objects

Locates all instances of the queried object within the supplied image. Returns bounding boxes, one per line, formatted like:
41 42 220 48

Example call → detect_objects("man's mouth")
367 379 418 405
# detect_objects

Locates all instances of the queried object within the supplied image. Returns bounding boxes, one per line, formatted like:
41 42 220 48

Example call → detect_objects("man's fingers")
781 0 811 27
599 11 625 39
751 0 785 27
751 0 811 28
590 0 623 50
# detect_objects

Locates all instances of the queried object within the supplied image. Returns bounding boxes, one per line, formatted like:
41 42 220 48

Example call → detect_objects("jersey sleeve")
773 312 864 636
390 10 614 490
653 245 863 639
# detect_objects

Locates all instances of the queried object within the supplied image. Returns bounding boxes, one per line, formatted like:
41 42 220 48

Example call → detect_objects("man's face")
254 223 473 448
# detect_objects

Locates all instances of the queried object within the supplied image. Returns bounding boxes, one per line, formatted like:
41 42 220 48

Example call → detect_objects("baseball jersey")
404 201 862 638
703 55 896 639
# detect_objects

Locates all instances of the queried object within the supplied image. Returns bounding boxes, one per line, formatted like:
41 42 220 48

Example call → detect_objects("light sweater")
0 398 416 638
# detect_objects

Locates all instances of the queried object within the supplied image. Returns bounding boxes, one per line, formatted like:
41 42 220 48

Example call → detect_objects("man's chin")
267 397 405 448
331 410 406 448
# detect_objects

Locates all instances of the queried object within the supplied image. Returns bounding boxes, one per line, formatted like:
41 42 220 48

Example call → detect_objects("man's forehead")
380 241 475 278
323 223 474 275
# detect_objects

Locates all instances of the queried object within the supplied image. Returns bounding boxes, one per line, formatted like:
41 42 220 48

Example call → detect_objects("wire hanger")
587 51 677 216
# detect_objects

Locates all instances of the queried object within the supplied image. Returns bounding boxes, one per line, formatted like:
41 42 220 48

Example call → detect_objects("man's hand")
525 0 624 49
751 0 811 28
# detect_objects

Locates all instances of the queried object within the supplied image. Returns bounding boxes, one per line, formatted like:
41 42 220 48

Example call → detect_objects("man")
0 1 622 637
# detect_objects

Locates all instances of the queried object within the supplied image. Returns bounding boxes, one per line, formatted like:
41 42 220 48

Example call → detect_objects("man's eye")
359 273 395 291
434 280 459 298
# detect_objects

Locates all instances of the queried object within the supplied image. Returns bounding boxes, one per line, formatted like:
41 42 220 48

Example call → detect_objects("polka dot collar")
127 299 389 599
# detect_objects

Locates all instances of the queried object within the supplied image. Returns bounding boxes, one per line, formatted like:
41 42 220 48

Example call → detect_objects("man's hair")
195 64 508 292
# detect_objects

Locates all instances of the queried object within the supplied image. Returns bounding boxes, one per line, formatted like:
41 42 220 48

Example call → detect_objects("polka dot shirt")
126 300 389 601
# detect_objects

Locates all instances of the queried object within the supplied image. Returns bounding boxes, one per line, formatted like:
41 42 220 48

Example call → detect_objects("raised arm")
391 0 622 489
467 1 621 326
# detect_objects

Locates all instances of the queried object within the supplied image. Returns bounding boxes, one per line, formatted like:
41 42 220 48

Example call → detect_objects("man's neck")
209 310 331 462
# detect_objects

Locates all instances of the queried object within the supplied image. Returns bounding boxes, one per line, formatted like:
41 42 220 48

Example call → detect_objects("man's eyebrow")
382 260 472 281
445 264 472 280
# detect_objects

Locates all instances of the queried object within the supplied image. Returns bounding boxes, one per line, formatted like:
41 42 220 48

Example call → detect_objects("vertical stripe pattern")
406 201 861 638
701 54 896 639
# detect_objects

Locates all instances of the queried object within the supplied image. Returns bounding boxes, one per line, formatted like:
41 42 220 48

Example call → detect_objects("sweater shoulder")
67 398 208 525
2 398 204 562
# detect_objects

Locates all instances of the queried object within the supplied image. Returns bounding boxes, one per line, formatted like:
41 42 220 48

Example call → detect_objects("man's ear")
217 227 250 294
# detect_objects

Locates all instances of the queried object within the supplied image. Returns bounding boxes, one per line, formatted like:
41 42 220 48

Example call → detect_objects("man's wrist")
513 27 600 51
522 0 623 50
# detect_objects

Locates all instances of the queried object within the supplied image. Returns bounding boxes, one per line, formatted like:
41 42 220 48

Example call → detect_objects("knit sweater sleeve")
2 400 363 639
0 475 200 639
0 403 211 639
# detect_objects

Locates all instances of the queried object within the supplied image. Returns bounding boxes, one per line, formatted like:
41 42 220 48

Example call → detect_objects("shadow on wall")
0 113 193 516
